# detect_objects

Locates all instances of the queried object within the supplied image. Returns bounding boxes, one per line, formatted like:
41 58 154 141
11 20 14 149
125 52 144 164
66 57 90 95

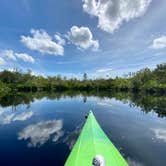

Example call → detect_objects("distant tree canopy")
0 63 165 94
130 64 166 92
83 73 87 81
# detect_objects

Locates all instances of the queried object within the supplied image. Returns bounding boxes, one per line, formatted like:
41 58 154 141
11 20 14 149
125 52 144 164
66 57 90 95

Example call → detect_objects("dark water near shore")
0 92 165 166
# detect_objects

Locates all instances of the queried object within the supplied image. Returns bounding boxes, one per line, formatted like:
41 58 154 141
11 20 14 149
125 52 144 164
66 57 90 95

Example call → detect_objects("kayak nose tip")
89 110 93 114
85 110 93 119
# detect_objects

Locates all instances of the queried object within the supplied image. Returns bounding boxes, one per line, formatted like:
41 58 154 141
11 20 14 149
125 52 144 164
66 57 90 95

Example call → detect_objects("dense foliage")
0 81 10 96
0 63 165 94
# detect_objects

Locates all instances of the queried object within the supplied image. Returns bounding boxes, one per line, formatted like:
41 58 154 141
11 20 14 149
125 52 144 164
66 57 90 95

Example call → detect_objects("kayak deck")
65 111 128 166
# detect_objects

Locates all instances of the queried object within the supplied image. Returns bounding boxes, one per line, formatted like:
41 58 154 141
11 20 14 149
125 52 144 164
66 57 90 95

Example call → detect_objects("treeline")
0 63 166 94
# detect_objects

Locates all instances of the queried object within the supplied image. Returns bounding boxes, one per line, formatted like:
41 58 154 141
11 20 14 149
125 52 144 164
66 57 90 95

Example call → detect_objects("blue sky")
0 0 166 78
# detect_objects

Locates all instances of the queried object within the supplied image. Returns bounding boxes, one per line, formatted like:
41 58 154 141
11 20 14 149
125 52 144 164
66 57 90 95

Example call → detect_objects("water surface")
0 92 165 166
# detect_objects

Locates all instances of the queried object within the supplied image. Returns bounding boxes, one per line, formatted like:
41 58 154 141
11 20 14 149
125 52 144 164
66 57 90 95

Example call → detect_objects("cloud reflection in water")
152 128 166 142
18 119 64 147
127 157 144 166
0 111 33 125
63 126 82 150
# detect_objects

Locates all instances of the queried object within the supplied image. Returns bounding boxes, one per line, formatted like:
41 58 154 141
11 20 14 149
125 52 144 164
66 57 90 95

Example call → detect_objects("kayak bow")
65 111 128 166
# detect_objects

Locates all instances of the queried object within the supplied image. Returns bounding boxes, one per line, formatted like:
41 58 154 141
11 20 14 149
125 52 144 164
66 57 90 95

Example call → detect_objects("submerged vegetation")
0 63 166 94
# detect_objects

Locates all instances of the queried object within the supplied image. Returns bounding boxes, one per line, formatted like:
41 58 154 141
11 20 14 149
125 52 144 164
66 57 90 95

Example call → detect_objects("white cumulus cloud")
0 57 6 65
68 26 99 50
2 49 34 64
83 0 151 33
18 119 64 147
151 36 166 49
3 50 16 61
21 29 64 55
15 53 35 63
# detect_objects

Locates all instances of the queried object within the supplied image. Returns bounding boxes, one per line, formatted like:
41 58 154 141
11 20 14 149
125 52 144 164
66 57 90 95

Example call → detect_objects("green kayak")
65 111 128 166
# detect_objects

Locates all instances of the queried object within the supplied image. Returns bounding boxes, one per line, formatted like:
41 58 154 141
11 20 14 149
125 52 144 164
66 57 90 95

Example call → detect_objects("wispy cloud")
127 157 145 166
97 99 112 107
55 60 78 65
85 67 113 79
57 68 113 80
22 0 31 11
63 126 81 150
96 68 112 73
0 111 33 125
152 128 166 142
54 34 66 46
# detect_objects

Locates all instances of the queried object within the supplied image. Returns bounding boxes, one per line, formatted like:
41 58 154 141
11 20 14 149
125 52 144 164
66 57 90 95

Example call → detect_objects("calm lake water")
0 92 165 166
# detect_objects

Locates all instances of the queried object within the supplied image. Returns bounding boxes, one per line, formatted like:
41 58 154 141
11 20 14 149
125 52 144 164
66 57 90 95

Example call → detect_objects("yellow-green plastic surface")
65 111 128 166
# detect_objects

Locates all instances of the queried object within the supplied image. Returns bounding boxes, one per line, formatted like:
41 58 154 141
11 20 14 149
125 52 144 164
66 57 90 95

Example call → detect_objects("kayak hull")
65 111 128 166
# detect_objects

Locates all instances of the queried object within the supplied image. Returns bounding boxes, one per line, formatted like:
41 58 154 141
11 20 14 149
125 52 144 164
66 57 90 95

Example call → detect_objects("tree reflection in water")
0 91 165 117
